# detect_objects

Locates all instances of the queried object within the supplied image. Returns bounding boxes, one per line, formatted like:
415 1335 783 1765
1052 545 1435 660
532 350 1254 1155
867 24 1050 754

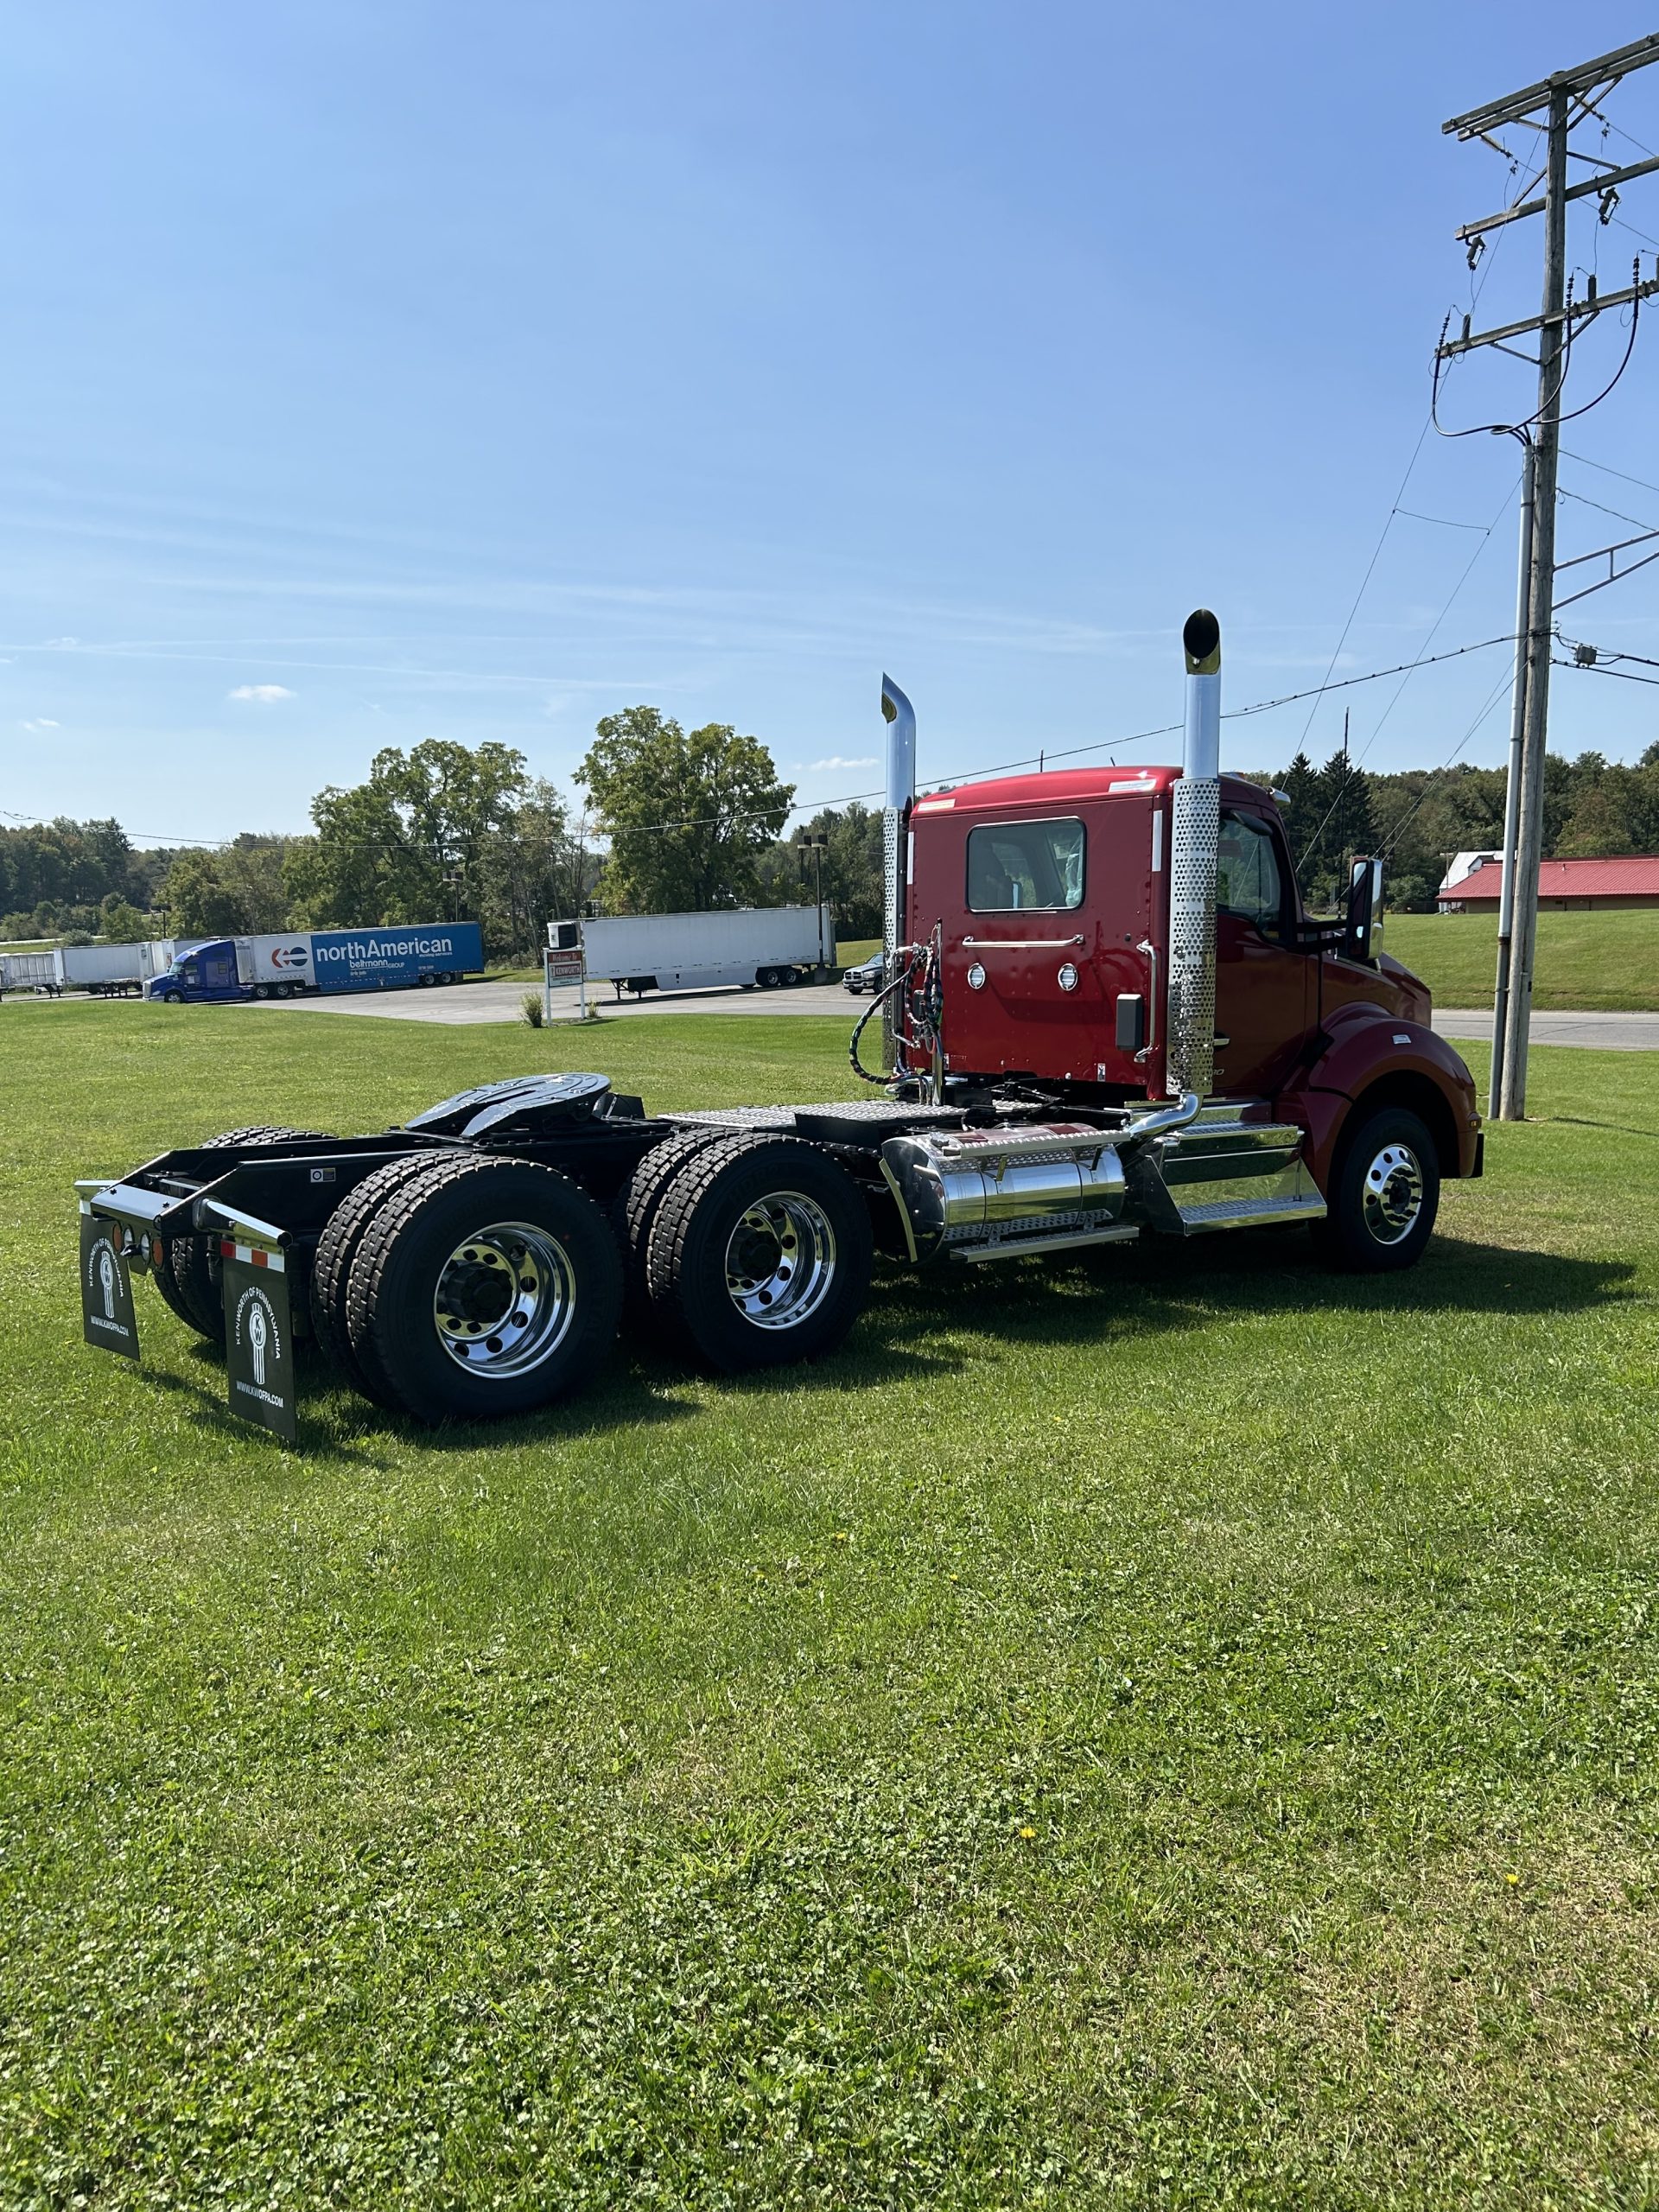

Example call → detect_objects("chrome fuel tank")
879 1122 1127 1260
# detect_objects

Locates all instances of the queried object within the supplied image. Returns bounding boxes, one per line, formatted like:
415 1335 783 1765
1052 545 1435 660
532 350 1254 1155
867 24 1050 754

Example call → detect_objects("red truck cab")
905 765 1481 1194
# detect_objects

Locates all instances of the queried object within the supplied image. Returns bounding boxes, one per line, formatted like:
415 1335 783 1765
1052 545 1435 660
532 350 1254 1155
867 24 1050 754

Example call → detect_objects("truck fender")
1284 1004 1482 1190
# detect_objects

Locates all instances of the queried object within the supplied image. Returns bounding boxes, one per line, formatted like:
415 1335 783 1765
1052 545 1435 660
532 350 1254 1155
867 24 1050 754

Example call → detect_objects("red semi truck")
77 613 1481 1438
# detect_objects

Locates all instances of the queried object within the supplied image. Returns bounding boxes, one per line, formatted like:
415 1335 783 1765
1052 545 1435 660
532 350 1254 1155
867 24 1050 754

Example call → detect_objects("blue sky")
5 1 1659 844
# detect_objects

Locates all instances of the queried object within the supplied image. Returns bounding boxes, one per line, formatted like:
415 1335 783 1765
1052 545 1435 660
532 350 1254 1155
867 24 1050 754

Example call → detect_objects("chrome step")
1172 1162 1326 1234
950 1223 1141 1264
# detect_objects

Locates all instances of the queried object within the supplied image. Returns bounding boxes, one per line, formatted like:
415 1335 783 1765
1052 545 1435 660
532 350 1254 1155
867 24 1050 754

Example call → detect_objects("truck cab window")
1217 811 1283 931
966 817 1085 912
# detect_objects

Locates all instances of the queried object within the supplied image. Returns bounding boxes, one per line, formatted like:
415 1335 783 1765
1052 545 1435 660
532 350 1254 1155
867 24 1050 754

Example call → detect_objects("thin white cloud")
45 635 78 647
228 683 295 702
802 754 877 772
19 718 60 732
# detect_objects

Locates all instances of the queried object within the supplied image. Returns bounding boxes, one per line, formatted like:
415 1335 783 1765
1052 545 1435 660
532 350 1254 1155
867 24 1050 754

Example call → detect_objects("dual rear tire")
626 1135 873 1372
314 1154 622 1425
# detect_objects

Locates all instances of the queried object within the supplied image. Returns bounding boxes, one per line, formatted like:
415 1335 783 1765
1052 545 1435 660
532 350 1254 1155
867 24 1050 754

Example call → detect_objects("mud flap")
79 1207 140 1360
220 1238 297 1441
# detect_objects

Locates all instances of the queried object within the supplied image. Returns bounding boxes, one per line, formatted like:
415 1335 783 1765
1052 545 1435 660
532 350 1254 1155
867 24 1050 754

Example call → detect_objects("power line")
1297 479 1519 868
1559 444 1659 500
1557 480 1659 532
1378 668 1518 861
1394 505 1492 531
1292 417 1432 756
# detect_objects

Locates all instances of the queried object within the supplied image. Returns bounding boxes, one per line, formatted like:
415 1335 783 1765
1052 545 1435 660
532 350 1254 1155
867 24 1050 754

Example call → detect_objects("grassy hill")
1383 908 1659 1011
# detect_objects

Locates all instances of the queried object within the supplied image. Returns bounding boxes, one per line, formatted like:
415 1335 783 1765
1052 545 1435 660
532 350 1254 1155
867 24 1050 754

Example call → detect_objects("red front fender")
1281 1002 1483 1190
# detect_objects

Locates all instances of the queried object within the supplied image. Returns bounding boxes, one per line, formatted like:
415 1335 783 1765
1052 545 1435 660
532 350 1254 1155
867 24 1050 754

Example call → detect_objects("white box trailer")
2 942 178 997
61 943 147 996
0 948 65 995
550 905 830 998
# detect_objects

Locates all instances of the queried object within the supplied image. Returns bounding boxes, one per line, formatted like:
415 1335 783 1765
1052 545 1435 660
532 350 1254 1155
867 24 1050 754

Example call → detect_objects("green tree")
287 741 531 944
474 779 592 960
1272 753 1323 881
98 894 149 940
1299 742 1377 906
1557 783 1634 858
162 851 245 937
215 836 297 931
765 804 885 939
578 709 793 913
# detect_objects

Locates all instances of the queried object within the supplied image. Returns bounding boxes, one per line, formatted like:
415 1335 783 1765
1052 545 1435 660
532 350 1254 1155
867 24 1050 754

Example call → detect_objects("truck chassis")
76 1063 1451 1442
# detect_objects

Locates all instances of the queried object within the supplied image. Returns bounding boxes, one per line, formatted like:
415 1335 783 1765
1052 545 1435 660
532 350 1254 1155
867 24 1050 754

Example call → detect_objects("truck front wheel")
645 1135 873 1372
345 1157 622 1424
1317 1105 1440 1273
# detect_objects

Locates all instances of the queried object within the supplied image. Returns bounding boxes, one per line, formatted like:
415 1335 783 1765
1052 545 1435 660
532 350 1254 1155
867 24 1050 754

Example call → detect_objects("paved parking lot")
247 977 864 1025
241 980 1659 1048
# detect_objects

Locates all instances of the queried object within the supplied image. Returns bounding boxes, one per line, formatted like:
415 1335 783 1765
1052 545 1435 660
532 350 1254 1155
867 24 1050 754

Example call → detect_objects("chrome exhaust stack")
1165 611 1222 1101
880 674 916 1076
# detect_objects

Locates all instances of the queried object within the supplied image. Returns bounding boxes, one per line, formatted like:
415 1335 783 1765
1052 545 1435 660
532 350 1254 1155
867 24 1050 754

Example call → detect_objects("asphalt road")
240 978 1659 1049
248 977 864 1025
1431 1008 1659 1052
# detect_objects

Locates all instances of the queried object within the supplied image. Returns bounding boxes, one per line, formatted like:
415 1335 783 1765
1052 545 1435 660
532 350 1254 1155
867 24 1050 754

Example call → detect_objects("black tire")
345 1156 622 1424
167 1127 334 1339
608 1128 729 1327
1317 1105 1440 1273
644 1135 873 1373
309 1153 454 1395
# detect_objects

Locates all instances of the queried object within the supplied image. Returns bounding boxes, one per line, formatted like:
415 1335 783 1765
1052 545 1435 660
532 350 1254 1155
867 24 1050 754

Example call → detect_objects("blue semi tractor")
145 924 485 1003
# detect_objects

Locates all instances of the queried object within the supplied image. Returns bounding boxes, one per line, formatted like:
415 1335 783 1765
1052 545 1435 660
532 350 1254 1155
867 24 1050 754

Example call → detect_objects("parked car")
842 952 885 995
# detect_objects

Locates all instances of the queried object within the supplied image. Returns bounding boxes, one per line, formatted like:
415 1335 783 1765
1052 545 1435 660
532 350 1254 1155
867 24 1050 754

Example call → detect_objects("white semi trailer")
549 905 830 999
0 942 175 997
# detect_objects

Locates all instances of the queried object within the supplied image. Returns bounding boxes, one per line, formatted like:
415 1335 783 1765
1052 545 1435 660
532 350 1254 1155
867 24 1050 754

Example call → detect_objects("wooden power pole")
1440 32 1659 1118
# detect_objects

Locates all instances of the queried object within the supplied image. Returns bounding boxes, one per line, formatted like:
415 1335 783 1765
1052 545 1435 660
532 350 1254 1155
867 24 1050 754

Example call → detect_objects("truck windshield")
966 818 1085 912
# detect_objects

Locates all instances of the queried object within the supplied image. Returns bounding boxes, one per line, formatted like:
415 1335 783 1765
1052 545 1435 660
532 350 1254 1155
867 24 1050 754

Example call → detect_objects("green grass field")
3 1002 1658 2206
1383 908 1659 1012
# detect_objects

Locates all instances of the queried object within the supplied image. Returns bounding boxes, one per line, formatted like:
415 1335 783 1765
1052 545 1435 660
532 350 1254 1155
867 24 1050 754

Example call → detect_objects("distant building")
1436 850 1503 902
1437 855 1659 912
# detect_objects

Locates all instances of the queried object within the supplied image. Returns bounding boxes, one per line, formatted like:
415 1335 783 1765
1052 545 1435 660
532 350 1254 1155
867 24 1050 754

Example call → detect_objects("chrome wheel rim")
723 1192 836 1330
433 1220 576 1376
1361 1143 1424 1245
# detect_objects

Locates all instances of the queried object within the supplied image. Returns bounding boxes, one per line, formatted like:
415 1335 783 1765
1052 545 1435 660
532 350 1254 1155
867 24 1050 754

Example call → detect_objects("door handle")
960 935 1087 950
1134 938 1160 1064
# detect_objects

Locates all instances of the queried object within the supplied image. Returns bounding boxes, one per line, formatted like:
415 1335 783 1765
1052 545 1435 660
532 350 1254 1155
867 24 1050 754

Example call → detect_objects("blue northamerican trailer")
145 924 485 1003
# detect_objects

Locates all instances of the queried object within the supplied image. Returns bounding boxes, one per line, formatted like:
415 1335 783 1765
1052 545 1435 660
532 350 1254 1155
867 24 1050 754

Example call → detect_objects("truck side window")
1217 811 1284 932
966 818 1085 912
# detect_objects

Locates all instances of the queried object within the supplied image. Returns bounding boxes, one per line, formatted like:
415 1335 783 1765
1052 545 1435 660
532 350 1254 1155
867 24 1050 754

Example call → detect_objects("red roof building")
1438 854 1659 911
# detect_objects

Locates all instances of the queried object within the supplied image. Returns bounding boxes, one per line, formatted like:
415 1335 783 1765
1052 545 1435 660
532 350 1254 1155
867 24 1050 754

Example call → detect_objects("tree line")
7 715 1656 953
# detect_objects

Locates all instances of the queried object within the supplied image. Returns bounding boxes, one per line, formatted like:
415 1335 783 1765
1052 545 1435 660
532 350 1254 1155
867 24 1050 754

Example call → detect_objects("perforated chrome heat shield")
1165 776 1218 1100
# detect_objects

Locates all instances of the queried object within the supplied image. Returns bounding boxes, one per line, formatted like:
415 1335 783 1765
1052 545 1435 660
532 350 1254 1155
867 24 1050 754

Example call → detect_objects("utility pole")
1489 433 1535 1112
1440 32 1659 1118
1499 83 1567 1123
